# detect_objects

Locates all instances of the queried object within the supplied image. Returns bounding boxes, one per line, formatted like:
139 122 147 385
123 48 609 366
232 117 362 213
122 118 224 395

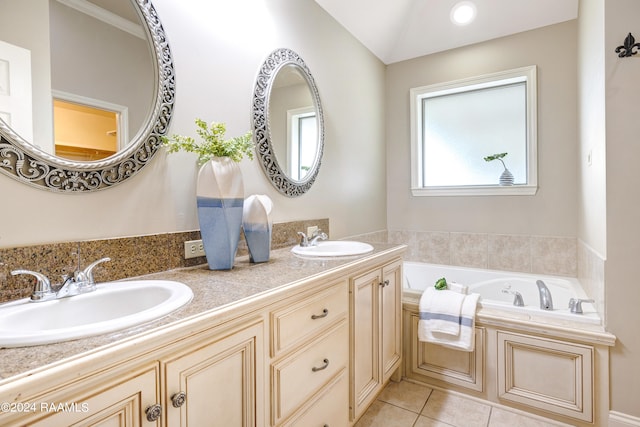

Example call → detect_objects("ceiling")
313 0 579 64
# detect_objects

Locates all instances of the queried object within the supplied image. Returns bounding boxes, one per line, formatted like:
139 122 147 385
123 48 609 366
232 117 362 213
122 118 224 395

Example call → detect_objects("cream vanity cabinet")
268 278 350 426
17 363 161 427
0 247 406 427
162 318 266 426
2 317 266 427
350 259 402 421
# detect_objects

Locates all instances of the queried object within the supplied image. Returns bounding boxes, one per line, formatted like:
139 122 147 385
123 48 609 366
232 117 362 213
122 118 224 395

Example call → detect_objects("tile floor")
354 380 569 427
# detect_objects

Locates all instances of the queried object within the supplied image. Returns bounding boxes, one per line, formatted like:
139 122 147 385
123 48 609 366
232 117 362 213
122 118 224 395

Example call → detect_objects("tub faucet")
536 280 554 310
502 287 524 307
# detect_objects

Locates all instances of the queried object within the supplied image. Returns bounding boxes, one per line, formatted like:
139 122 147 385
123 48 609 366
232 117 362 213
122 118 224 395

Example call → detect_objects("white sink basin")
0 280 193 347
291 240 374 257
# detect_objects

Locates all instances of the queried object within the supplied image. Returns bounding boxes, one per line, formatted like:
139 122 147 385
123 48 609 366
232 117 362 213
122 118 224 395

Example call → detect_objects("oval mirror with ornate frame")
0 0 175 193
252 48 324 197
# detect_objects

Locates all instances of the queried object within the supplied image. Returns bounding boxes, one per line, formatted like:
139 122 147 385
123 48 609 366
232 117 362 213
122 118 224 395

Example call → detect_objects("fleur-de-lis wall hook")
615 33 640 57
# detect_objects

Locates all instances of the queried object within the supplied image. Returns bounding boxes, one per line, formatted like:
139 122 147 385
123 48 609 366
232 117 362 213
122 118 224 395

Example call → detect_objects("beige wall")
577 0 607 259
603 0 640 419
0 0 388 248
386 21 579 237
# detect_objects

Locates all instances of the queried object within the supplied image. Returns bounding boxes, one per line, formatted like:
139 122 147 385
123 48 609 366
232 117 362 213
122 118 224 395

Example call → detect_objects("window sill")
411 185 538 197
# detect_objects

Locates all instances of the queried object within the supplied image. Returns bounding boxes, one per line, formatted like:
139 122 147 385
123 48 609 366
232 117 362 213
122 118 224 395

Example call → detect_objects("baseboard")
610 411 640 427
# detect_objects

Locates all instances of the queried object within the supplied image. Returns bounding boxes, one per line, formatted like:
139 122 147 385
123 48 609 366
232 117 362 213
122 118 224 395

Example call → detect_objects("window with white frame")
287 106 317 181
410 66 538 196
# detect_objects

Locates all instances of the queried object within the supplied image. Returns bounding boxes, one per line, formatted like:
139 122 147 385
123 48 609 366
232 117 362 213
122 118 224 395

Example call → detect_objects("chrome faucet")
502 286 524 307
297 229 328 247
10 270 54 302
568 298 595 314
12 257 111 302
536 280 554 310
309 231 328 246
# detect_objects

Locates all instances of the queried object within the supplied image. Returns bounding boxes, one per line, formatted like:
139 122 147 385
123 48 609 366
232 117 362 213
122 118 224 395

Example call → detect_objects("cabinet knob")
380 280 390 287
171 391 187 408
311 308 329 319
312 358 330 372
145 404 162 422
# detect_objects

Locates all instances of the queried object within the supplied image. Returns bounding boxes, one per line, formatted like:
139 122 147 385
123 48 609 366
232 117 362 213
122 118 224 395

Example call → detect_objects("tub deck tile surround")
0 218 329 304
384 230 577 277
488 234 532 273
0 240 402 381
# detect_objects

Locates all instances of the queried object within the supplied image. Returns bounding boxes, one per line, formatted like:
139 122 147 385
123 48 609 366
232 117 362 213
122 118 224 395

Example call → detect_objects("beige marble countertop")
0 242 405 383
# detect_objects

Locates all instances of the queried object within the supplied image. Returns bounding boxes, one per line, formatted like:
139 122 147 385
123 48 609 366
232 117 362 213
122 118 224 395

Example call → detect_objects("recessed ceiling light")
450 1 477 26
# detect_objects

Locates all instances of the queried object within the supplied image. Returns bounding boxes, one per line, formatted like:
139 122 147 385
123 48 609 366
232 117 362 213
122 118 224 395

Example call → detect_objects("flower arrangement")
162 119 253 165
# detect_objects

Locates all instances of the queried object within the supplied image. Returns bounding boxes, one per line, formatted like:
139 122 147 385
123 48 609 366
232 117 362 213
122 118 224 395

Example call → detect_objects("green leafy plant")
483 152 508 170
162 119 253 165
434 277 448 290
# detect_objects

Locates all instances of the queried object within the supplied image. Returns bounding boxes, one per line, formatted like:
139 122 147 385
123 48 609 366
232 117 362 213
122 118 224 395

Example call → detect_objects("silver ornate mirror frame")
0 0 175 193
252 48 324 197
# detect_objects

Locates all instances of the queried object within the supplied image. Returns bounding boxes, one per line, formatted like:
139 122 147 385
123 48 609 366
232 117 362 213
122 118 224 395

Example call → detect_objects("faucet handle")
501 287 525 307
77 257 111 288
297 232 309 247
568 298 595 314
11 269 54 302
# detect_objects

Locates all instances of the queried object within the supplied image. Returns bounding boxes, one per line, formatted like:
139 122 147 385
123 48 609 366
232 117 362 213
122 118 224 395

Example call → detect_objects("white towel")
419 287 466 335
418 291 480 352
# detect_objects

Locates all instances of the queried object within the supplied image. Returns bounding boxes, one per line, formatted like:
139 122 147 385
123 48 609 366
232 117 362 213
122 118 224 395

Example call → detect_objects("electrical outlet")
184 239 205 259
306 225 318 237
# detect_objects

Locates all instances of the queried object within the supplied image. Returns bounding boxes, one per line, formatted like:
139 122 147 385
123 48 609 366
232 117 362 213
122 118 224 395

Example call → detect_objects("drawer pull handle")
311 308 329 319
145 404 162 422
171 391 187 408
380 280 390 287
312 358 330 372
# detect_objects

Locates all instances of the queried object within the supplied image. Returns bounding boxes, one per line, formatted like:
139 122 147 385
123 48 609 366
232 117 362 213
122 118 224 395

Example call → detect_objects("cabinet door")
350 268 381 420
19 364 160 427
380 260 402 382
164 319 265 427
497 331 593 422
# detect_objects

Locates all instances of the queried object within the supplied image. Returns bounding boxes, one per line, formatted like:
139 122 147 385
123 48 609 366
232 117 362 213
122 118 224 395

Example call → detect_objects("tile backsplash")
0 218 329 304
0 223 591 305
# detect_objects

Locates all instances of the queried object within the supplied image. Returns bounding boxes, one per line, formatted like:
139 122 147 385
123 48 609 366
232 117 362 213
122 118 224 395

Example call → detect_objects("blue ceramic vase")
197 157 244 270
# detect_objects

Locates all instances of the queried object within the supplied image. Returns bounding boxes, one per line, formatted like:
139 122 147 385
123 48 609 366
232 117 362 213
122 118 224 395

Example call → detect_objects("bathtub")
403 261 601 325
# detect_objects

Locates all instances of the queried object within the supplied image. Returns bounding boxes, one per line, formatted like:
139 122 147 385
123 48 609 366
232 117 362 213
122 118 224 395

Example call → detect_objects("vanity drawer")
281 368 349 427
271 320 348 424
271 279 348 357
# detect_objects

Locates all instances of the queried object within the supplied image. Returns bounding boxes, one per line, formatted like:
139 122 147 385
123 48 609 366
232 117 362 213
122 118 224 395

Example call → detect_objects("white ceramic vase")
499 168 514 186
196 157 244 270
242 195 273 263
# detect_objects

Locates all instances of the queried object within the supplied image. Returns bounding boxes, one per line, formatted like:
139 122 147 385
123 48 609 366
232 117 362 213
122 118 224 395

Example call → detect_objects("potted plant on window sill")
162 119 253 270
484 152 514 186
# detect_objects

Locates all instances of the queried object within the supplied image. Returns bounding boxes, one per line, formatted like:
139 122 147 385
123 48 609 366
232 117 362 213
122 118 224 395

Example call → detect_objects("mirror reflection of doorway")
53 95 127 161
